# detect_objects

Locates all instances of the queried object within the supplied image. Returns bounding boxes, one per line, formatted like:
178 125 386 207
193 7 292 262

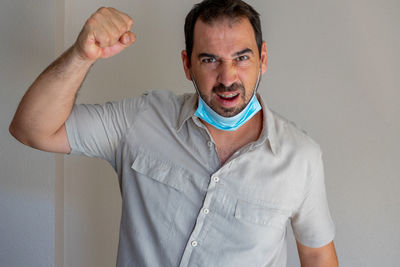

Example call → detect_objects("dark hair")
184 0 262 63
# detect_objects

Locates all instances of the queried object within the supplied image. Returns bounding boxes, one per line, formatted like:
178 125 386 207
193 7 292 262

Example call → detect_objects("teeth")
218 93 238 99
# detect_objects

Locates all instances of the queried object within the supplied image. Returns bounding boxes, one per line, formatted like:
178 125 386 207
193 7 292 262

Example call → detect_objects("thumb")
99 31 136 59
120 31 136 46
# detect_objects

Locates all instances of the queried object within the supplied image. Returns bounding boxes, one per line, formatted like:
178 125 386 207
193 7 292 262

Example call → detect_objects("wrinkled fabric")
65 90 335 267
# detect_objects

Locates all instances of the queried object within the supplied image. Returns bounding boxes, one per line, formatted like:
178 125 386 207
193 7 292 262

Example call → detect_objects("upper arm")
46 124 72 154
297 240 338 267
64 96 148 163
9 122 71 154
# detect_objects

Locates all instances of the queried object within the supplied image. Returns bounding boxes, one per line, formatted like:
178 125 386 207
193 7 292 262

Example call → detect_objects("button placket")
207 141 213 148
179 169 225 267
178 177 219 267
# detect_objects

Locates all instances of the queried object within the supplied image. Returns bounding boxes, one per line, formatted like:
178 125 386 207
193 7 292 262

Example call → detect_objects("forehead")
192 17 258 57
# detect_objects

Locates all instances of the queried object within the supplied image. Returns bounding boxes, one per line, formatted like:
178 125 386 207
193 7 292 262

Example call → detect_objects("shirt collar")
176 93 279 155
256 94 279 155
176 93 198 132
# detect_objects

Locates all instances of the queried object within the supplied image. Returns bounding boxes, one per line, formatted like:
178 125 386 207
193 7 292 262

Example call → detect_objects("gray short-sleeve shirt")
65 90 335 267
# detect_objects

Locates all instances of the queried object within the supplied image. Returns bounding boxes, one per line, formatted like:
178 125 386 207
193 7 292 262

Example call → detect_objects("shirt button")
207 141 213 147
203 208 210 214
191 240 198 247
213 176 220 183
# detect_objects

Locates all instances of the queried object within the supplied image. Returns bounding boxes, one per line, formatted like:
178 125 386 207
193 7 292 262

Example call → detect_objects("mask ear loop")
190 71 209 111
190 71 202 96
250 64 262 100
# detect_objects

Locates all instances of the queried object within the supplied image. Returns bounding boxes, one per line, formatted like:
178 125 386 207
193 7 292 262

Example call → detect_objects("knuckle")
86 17 96 26
91 12 102 22
97 6 107 13
97 7 112 17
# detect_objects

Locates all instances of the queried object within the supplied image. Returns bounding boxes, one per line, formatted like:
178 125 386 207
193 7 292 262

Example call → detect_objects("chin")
220 104 247 117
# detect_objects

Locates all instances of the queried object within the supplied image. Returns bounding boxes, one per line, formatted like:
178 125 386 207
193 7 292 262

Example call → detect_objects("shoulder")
123 90 195 130
118 90 192 114
270 108 322 161
141 89 192 108
266 109 325 201
139 89 194 115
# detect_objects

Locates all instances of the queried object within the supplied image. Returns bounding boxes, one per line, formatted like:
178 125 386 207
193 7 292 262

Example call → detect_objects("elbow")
9 121 15 138
9 119 69 154
9 120 31 147
9 120 19 140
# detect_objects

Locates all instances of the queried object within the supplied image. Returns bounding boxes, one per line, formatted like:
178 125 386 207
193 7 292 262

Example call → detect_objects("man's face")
182 17 267 117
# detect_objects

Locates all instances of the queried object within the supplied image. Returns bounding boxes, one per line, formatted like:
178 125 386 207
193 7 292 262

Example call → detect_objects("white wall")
261 1 400 266
0 0 55 266
2 0 399 266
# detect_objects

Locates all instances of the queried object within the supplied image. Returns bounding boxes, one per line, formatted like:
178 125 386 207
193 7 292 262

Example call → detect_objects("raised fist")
74 7 135 61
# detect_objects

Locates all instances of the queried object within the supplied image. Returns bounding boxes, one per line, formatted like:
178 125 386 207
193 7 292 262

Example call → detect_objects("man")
9 0 338 266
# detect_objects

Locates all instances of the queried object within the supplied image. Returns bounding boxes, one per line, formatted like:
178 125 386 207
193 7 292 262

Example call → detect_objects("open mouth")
216 92 240 101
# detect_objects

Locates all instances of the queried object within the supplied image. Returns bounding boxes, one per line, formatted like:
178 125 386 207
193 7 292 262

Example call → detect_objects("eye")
236 55 249 61
201 57 216 64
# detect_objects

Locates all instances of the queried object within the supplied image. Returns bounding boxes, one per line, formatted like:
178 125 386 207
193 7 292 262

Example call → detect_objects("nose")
217 60 238 87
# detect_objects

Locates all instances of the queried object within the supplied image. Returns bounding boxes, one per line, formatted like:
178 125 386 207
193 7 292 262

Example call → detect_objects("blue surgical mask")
191 69 262 131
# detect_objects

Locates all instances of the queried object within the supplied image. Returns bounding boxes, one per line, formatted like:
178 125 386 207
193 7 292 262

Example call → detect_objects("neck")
203 110 263 165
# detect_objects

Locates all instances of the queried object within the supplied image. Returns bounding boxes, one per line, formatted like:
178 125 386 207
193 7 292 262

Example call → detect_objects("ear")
181 50 192 81
260 41 268 74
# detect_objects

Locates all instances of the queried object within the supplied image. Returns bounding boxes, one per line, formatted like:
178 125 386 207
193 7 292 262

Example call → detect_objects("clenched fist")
74 7 136 62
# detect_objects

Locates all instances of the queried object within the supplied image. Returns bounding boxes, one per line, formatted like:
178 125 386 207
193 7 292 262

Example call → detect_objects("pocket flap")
234 199 290 228
131 152 188 192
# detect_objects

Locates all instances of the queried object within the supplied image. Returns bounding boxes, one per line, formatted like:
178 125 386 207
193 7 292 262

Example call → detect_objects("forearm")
10 7 134 152
10 45 94 146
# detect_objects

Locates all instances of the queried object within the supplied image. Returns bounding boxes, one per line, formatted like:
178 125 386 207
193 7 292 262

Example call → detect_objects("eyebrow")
197 48 254 60
198 53 219 60
232 48 253 57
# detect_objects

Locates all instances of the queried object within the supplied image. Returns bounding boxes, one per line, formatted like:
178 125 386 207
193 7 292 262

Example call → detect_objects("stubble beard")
201 82 251 117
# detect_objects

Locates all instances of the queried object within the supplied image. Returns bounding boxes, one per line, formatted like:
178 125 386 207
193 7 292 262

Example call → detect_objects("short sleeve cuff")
294 223 336 248
65 106 84 156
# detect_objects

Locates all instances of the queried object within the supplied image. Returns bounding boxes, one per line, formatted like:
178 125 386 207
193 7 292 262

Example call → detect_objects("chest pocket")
129 152 192 245
234 199 291 230
131 151 189 192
